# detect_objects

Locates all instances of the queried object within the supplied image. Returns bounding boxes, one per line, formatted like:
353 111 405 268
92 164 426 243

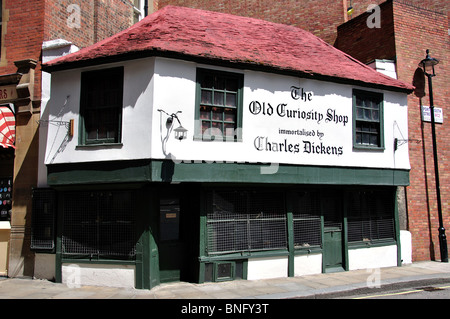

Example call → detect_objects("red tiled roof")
44 6 413 92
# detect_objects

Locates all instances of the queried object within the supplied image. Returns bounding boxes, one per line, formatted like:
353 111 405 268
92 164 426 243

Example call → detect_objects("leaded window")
80 67 123 145
353 89 384 149
196 69 243 141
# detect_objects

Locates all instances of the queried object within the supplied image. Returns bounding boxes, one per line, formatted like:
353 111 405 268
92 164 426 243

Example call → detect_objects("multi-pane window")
80 67 123 145
196 69 243 141
353 89 384 148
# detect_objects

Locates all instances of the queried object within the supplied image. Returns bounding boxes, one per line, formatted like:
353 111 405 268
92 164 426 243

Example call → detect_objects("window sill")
194 135 242 143
353 145 385 152
76 143 123 149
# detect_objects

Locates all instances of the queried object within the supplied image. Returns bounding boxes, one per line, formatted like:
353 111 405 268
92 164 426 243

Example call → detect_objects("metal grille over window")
207 191 287 255
61 190 137 260
347 189 395 244
292 191 321 249
31 188 56 251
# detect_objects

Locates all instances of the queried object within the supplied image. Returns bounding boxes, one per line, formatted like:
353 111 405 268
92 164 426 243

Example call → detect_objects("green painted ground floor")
31 161 408 288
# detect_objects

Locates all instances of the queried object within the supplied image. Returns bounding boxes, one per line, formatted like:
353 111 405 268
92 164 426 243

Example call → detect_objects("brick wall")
156 0 387 44
0 0 45 101
393 1 449 261
44 0 135 49
335 1 396 63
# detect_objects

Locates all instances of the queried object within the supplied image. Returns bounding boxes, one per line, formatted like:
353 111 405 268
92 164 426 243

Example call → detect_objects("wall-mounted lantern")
158 109 188 141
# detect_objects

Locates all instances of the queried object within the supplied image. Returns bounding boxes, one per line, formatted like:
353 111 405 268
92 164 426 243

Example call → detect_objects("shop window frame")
79 67 124 146
195 68 244 142
352 89 385 150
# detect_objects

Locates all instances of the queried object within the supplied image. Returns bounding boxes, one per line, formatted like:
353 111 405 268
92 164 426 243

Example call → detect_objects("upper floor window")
353 89 384 149
79 67 124 145
195 68 243 141
133 0 143 24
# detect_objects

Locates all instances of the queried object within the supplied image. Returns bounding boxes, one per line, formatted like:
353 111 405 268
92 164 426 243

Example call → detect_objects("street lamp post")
419 49 448 262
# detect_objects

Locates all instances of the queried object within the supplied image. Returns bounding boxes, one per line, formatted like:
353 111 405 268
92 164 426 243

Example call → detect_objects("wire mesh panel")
292 191 321 249
61 190 137 260
207 190 287 255
347 189 395 243
31 188 56 251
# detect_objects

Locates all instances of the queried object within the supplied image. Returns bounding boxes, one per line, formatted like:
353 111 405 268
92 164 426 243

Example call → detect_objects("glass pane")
356 107 364 120
372 110 379 121
201 90 212 104
224 108 236 123
202 121 210 134
224 123 236 137
362 124 370 132
214 92 224 106
214 77 225 90
212 107 223 121
364 109 372 120
362 133 370 145
211 122 223 137
226 79 238 92
226 93 236 107
356 96 364 107
200 105 210 119
201 74 214 89
370 134 379 146
370 124 379 133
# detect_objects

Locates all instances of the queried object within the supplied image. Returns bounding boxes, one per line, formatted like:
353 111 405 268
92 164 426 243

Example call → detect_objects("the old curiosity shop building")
36 6 415 289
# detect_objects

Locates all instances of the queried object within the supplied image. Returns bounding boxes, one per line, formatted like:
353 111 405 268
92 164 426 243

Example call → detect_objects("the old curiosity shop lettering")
251 86 347 156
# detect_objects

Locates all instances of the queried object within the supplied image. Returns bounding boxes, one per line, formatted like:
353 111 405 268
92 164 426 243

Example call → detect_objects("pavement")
0 261 449 299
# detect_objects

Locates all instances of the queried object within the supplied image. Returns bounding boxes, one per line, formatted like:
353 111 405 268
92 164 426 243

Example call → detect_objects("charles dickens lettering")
249 86 348 157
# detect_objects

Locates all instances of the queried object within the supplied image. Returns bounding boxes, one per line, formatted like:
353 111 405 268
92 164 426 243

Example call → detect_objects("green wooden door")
322 195 345 273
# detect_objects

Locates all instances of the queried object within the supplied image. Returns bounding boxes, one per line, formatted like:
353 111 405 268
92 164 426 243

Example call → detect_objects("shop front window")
61 190 137 260
206 190 287 255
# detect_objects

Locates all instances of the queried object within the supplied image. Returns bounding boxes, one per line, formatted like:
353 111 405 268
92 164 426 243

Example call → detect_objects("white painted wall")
294 253 322 276
61 263 135 288
44 58 155 164
348 245 398 270
247 256 288 280
400 230 412 264
45 57 410 171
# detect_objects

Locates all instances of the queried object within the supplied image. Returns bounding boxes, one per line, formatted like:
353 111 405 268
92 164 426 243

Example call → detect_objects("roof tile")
44 6 413 92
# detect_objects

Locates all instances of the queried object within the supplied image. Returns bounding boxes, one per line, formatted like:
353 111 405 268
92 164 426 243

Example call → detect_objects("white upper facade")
43 56 410 170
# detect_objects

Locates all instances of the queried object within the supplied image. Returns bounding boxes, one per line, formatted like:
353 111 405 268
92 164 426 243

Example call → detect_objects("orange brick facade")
0 0 139 277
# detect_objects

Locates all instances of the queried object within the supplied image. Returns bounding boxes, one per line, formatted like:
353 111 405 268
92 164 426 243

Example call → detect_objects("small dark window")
353 89 384 149
80 67 124 145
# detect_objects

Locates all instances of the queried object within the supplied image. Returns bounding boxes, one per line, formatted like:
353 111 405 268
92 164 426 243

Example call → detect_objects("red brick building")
153 0 449 262
0 0 145 278
335 0 448 262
